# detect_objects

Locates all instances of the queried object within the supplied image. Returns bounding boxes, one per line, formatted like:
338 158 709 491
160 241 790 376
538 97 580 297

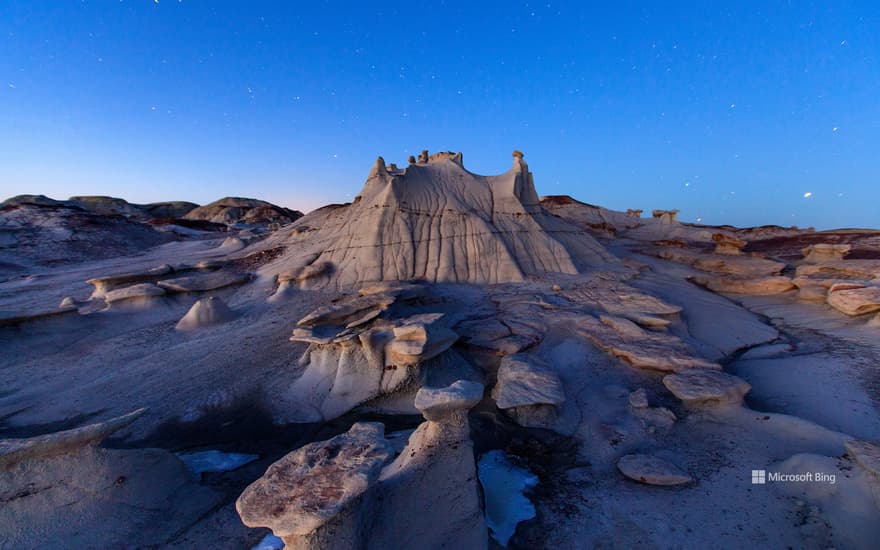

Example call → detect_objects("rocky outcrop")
575 315 721 372
617 453 692 486
257 151 618 289
284 290 461 422
103 283 166 305
175 296 236 330
662 369 750 406
652 209 679 224
827 285 880 316
795 260 880 281
157 271 251 293
691 275 796 295
1 412 221 549
184 197 303 226
626 209 643 218
236 422 394 549
802 243 851 262
712 233 747 255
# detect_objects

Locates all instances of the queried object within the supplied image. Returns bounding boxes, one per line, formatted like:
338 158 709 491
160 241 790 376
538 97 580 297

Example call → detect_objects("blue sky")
1 1 878 228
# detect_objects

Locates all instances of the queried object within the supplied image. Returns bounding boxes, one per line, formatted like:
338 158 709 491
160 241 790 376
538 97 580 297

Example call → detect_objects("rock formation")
184 197 303 226
175 296 236 330
802 243 851 262
256 150 617 289
238 381 487 549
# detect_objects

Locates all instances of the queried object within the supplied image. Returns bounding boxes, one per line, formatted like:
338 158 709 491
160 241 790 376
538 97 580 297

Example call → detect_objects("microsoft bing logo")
751 470 766 484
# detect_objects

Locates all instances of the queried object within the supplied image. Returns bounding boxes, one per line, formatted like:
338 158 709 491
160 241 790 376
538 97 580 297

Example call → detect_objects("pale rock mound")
184 197 303 226
236 422 394 548
175 296 236 331
258 151 618 289
802 243 851 262
662 369 751 406
617 453 692 486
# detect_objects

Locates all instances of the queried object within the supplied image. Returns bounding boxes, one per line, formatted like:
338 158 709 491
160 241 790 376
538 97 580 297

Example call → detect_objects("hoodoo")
260 150 617 289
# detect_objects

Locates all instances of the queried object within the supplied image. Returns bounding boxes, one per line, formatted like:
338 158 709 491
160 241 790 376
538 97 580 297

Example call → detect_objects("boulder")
628 388 649 409
617 454 692 486
662 369 750 406
236 422 394 548
492 354 565 409
414 380 484 421
801 243 851 262
827 286 880 316
175 296 236 331
626 209 643 218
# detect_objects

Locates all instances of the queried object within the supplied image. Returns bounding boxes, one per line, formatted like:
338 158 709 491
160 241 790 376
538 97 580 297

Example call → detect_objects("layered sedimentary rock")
257 151 618 289
284 288 461 421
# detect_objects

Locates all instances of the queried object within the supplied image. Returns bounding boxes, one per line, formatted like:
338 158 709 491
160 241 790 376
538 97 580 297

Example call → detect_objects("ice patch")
477 450 539 547
176 449 258 475
251 533 284 550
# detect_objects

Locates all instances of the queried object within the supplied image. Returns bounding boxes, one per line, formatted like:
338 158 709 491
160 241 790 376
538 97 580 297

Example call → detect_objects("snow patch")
176 450 258 476
477 450 539 547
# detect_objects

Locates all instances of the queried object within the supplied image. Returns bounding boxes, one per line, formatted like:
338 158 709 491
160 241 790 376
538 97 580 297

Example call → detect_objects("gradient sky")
1 1 878 229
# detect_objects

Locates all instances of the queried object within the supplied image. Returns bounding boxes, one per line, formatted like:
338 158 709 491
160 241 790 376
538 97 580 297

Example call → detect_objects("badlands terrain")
2 150 880 549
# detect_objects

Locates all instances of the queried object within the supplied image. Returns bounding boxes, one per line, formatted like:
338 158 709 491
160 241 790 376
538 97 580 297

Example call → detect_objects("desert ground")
2 151 880 549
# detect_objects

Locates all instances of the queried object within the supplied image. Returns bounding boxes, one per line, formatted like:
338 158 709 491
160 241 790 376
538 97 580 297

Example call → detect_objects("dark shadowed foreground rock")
236 422 393 546
617 453 693 486
0 408 146 468
237 382 488 549
0 409 222 548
